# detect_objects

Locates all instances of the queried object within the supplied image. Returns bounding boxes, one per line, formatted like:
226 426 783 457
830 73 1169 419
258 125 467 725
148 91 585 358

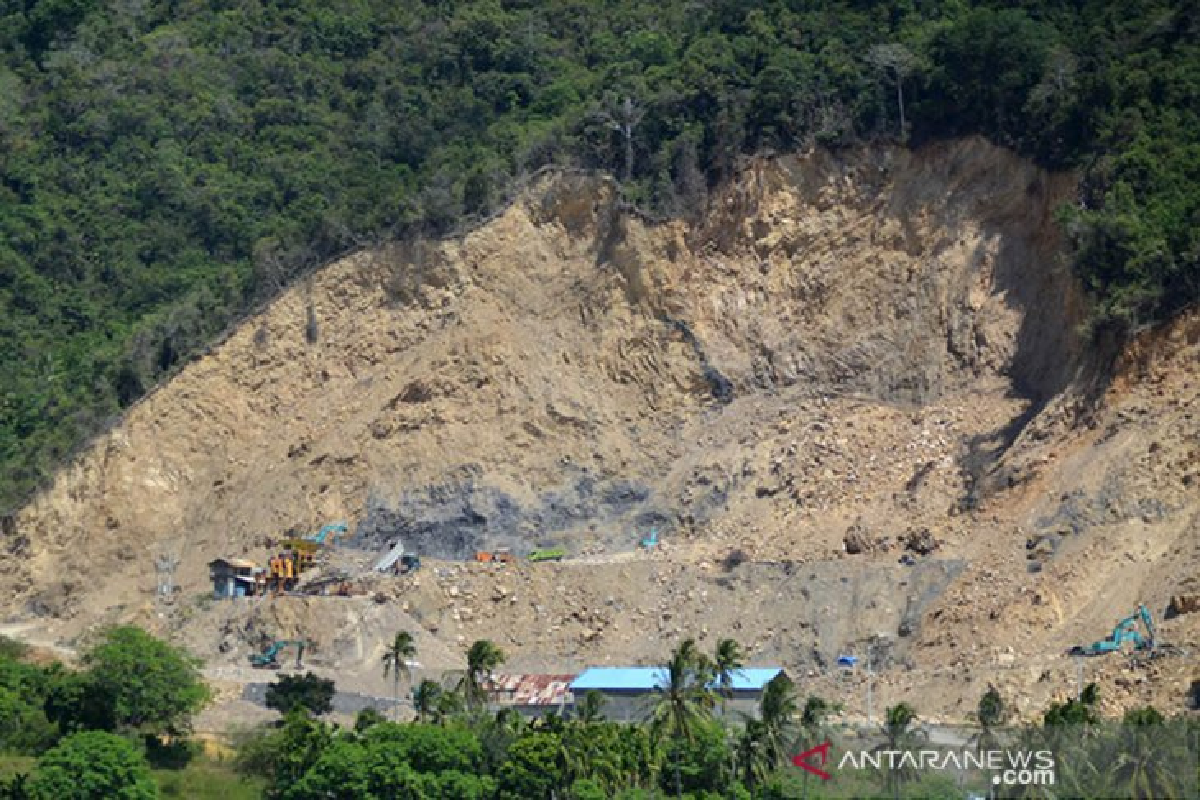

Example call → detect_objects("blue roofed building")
569 666 789 722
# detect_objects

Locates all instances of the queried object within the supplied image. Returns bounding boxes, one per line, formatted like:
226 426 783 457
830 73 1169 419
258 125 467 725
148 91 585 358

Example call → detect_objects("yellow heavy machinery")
264 550 309 593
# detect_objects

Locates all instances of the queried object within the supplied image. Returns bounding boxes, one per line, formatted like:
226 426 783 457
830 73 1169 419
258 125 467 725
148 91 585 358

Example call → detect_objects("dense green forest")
0 0 1197 512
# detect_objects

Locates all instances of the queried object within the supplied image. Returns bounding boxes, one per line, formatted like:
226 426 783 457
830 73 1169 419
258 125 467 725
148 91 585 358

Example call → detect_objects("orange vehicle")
475 548 515 563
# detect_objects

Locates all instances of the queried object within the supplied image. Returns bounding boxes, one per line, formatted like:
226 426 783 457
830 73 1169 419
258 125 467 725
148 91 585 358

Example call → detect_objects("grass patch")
0 755 35 777
153 758 265 799
3 753 262 798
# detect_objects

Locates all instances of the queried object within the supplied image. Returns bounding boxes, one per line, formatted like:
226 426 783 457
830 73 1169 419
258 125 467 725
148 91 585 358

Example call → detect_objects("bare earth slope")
4 137 1198 726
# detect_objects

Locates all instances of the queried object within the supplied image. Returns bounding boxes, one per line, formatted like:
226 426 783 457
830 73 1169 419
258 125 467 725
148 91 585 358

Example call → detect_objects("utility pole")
867 643 875 725
1075 657 1084 701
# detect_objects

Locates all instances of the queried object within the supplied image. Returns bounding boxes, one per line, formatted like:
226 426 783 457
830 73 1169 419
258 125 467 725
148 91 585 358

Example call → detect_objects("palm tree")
575 689 607 724
381 631 417 721
794 695 840 800
736 672 799 789
1104 706 1184 800
411 678 443 723
736 718 772 789
646 638 716 798
876 702 924 800
758 673 799 765
1032 686 1105 800
971 684 1007 753
712 638 744 716
434 688 464 724
459 639 505 711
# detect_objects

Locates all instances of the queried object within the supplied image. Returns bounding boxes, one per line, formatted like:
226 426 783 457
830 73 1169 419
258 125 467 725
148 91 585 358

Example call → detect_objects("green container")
528 548 566 562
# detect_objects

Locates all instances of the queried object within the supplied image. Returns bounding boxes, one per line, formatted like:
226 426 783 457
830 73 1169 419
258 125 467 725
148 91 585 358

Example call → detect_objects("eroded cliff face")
5 137 1197 721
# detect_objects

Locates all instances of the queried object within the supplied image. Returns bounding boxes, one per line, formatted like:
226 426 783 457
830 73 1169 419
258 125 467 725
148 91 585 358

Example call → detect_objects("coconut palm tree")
736 672 799 789
434 687 464 724
458 639 505 711
792 694 841 800
646 638 716 798
736 718 772 789
711 639 744 714
1104 707 1185 800
758 673 799 765
380 631 417 721
575 689 607 724
970 684 1007 753
875 702 924 800
411 679 443 724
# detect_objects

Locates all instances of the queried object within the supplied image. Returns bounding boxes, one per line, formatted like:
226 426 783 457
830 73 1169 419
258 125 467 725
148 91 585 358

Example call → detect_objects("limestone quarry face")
3 137 1198 725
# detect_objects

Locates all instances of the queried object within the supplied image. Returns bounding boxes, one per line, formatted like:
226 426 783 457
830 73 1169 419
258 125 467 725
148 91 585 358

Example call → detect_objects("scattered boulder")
902 527 939 555
1168 594 1200 618
843 520 873 555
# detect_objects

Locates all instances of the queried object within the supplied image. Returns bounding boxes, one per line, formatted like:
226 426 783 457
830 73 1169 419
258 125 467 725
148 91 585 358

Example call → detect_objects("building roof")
570 667 785 692
209 558 258 570
486 674 575 706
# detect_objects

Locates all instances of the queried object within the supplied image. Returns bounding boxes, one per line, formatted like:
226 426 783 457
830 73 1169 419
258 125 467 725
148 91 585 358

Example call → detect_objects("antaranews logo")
791 742 833 780
792 741 1056 787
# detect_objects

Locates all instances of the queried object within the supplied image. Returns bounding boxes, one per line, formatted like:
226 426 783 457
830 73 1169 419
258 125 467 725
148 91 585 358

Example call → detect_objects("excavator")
1070 604 1157 657
308 523 348 546
640 528 659 549
249 640 306 670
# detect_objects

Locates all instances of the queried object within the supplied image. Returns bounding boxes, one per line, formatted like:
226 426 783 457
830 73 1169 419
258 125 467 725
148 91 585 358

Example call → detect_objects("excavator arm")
1138 604 1157 649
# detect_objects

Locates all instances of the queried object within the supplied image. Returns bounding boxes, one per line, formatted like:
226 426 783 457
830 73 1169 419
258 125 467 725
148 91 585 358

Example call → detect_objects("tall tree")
575 690 607 724
868 43 920 140
758 673 799 766
459 639 505 712
711 639 744 716
972 684 1007 752
1106 707 1183 800
380 631 417 721
411 679 443 724
876 702 924 800
646 638 715 798
601 96 645 182
736 672 798 788
80 625 210 736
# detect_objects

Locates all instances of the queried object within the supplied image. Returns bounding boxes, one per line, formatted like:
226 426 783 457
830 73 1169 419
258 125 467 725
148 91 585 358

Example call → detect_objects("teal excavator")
250 640 306 670
1070 604 1156 657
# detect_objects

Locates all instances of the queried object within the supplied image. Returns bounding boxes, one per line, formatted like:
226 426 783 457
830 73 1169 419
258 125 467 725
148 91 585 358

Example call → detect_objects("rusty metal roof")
486 674 576 706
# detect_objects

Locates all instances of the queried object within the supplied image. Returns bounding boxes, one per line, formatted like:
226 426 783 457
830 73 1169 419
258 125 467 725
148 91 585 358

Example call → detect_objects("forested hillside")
0 0 1196 513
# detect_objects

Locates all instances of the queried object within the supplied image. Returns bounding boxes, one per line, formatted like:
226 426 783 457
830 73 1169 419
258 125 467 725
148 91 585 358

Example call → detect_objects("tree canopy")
26 730 158 800
265 671 335 718
80 625 210 734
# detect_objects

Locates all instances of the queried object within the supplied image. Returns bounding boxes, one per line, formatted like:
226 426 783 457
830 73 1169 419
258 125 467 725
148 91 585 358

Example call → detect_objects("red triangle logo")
792 741 833 780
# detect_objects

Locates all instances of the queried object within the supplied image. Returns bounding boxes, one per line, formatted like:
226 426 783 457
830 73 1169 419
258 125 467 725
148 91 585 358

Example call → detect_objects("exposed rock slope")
4 137 1197 722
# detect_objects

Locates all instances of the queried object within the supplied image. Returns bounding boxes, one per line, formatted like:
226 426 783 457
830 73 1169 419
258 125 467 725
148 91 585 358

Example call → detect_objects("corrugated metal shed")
487 674 576 706
570 667 785 692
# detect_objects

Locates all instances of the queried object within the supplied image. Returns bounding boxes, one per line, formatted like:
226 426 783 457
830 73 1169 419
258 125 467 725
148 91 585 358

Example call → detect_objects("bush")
0 637 27 662
142 735 200 770
353 707 385 733
0 687 57 754
264 672 334 717
27 731 157 800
